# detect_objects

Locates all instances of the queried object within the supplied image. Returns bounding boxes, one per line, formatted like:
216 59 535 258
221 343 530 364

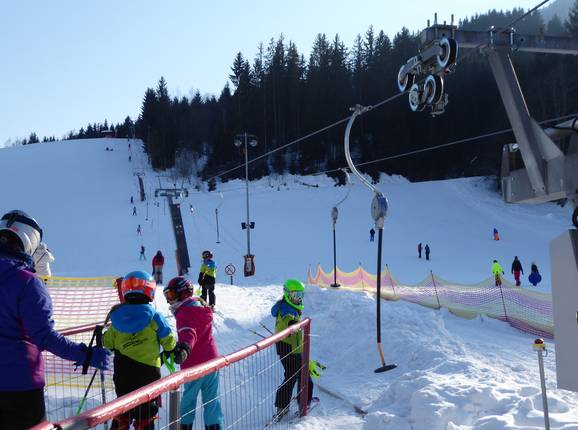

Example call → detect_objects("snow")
1 138 577 429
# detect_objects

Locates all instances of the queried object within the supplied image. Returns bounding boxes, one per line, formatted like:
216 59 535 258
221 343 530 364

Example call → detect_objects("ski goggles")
286 290 304 302
163 288 179 302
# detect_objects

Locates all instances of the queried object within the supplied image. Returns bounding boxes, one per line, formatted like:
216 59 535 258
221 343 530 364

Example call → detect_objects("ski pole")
259 322 274 335
76 325 104 415
95 324 109 430
248 328 266 339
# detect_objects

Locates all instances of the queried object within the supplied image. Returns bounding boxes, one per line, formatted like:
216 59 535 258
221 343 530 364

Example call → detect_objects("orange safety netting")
307 265 553 339
40 276 120 421
40 276 120 330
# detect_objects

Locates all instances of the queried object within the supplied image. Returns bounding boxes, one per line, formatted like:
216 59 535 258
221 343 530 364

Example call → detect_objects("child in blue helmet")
104 271 187 430
271 279 314 419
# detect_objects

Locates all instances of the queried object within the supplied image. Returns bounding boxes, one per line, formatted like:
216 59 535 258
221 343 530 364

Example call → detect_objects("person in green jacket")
198 250 217 308
271 279 314 420
104 271 188 430
492 259 504 286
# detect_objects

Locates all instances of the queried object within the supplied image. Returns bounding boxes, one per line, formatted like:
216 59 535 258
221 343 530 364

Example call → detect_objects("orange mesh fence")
40 276 120 423
307 265 553 339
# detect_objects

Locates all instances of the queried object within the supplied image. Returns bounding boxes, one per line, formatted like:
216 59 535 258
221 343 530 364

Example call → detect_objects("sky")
0 0 539 146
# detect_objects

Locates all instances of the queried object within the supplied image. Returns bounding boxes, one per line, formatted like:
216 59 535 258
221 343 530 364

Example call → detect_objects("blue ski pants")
180 371 224 427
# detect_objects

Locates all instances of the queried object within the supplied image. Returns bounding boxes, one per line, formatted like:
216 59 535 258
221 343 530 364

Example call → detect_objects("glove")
162 342 190 365
75 344 111 371
172 342 190 364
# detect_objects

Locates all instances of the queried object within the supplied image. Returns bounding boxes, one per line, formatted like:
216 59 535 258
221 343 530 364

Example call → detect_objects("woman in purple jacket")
0 210 110 429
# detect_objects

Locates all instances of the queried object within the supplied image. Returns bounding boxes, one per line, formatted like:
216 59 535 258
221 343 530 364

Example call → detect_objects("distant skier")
131 196 134 204
425 244 430 261
369 228 375 242
139 245 146 261
511 256 523 286
198 250 217 308
152 250 164 285
418 242 422 259
492 259 504 286
132 206 137 216
493 228 500 241
137 224 142 236
32 242 55 277
128 155 132 162
529 261 542 287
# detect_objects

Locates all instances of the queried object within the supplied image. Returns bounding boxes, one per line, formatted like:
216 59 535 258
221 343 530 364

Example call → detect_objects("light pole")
234 133 257 276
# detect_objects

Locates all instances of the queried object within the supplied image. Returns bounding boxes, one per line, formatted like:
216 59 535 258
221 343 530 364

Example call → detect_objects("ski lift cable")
315 111 578 177
334 169 352 208
204 92 406 184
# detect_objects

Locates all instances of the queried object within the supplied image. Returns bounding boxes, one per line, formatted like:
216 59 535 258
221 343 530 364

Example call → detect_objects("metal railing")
34 318 312 430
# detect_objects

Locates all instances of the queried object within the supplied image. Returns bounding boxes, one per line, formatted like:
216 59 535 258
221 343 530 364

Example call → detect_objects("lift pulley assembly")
397 15 458 115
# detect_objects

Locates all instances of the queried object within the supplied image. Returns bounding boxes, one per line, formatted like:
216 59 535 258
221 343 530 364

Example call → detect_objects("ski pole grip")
95 325 104 348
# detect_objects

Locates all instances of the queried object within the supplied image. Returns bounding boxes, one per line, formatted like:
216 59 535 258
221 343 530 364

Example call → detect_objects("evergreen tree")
567 0 578 36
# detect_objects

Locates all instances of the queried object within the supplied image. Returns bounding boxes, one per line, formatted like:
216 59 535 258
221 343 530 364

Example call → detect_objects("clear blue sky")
0 0 535 145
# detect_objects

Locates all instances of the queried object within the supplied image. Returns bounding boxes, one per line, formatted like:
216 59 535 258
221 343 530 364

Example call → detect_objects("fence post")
533 339 551 430
299 320 311 417
168 390 181 430
430 271 441 310
497 282 509 322
385 264 397 299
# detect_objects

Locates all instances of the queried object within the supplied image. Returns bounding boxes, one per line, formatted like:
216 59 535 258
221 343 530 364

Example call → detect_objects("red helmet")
121 271 156 302
164 276 194 303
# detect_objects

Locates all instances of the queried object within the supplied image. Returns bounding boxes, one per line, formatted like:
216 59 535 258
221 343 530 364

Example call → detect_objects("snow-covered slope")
2 138 577 429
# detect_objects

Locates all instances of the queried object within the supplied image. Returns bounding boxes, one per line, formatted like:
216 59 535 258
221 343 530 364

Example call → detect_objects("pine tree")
567 0 578 37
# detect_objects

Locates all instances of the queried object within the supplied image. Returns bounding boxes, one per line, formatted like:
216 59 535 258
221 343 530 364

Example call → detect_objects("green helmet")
283 279 305 311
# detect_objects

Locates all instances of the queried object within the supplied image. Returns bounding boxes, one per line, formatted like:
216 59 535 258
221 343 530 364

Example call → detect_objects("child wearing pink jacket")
163 276 223 430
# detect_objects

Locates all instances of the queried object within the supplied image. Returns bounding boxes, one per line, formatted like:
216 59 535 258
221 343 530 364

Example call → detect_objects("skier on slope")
32 241 55 277
139 245 146 260
0 210 110 429
152 250 164 285
271 280 315 421
418 242 422 259
198 250 217 308
493 228 500 241
163 277 223 430
369 228 375 242
425 244 431 261
529 261 542 286
103 271 185 430
511 256 523 287
492 259 504 287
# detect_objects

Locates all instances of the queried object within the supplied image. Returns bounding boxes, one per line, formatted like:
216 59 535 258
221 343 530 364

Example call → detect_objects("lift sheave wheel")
397 65 415 93
424 75 444 105
437 37 458 69
408 83 424 112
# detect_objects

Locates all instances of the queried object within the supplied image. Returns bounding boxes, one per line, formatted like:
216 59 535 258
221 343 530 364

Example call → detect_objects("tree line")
20 4 578 184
